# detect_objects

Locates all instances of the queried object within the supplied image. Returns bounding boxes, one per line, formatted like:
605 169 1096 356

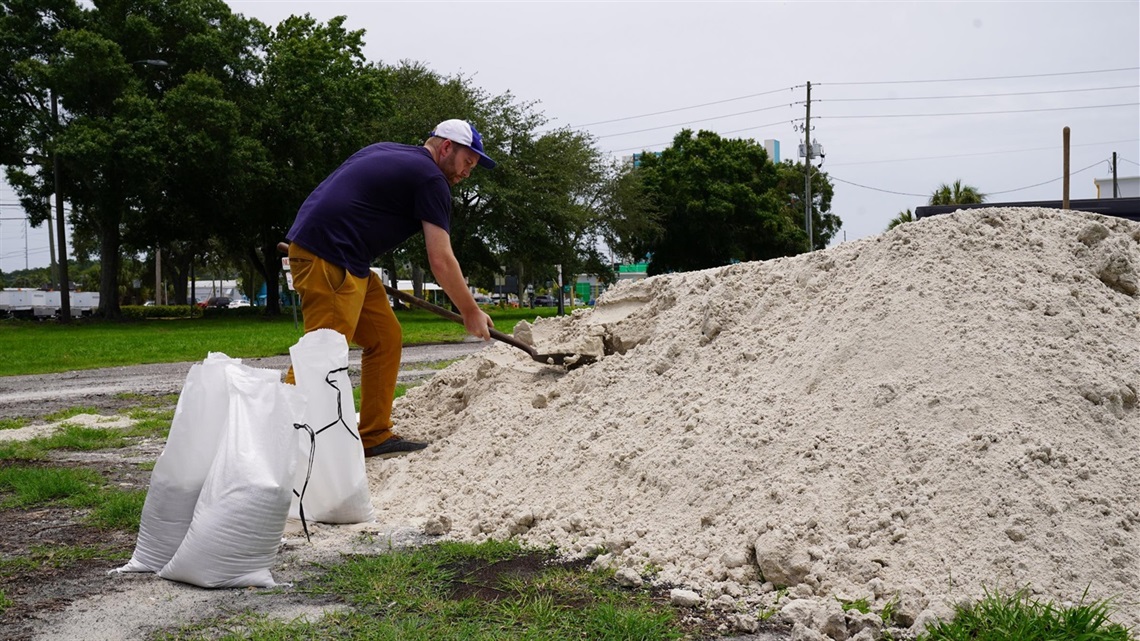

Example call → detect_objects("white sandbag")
116 352 242 574
287 329 374 525
158 364 303 588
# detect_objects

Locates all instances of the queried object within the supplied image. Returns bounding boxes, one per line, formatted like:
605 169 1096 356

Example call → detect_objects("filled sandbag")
157 364 303 588
116 353 242 574
288 328 374 525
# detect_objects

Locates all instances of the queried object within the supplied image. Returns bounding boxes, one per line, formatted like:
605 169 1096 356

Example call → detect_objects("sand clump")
370 207 1139 635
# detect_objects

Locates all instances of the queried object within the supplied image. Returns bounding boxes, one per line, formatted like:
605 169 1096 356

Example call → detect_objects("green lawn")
0 307 564 377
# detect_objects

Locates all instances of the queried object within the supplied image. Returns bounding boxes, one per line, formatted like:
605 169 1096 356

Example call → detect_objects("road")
0 341 491 421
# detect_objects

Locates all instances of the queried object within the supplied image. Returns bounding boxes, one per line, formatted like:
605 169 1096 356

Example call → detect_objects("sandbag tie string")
292 422 316 542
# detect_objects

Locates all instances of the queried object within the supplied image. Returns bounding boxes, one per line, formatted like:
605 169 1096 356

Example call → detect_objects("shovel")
385 285 594 369
276 242 594 370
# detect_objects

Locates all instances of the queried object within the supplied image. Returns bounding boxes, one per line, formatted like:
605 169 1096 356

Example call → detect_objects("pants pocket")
323 261 350 293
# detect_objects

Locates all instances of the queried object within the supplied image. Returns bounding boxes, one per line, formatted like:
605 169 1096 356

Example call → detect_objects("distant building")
1094 175 1140 198
188 279 243 304
763 139 780 163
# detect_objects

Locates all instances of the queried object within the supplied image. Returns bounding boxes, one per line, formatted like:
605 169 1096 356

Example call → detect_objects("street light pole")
51 88 71 323
132 59 169 306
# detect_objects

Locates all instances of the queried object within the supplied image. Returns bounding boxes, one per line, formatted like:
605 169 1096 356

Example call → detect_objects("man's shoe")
364 436 429 459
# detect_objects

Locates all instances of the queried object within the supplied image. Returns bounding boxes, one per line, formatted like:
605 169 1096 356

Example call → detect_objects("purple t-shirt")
287 142 452 278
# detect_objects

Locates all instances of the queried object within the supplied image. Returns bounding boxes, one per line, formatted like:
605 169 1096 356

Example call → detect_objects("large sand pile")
372 207 1139 637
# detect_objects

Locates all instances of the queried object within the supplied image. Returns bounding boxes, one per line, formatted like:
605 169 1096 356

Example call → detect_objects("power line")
1121 157 1140 167
572 86 800 128
595 103 794 139
827 138 1140 168
820 66 1140 86
565 68 1136 134
828 159 1106 199
819 102 1139 120
986 159 1104 195
828 176 927 198
605 118 799 154
818 84 1139 103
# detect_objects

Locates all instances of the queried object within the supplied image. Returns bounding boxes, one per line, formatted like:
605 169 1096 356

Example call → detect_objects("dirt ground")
0 345 791 641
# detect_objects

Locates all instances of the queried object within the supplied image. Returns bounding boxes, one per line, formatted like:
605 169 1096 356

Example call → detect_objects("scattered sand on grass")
0 414 137 443
369 207 1139 636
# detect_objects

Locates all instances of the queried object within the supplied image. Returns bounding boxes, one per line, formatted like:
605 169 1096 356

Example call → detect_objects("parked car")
228 298 251 309
472 293 493 305
199 296 232 309
533 294 556 307
491 293 520 307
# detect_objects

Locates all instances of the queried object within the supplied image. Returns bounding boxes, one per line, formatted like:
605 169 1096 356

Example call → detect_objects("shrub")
120 305 201 320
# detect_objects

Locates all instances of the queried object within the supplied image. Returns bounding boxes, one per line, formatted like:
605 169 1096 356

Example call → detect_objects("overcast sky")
3 1 1138 272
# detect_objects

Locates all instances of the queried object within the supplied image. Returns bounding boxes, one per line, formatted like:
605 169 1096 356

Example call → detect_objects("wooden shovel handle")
382 284 538 356
277 241 536 356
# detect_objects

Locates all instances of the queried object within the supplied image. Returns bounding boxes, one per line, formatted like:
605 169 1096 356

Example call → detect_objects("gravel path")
0 340 491 421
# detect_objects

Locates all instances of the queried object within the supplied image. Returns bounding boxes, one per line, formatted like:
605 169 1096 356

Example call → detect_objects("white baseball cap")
430 119 496 169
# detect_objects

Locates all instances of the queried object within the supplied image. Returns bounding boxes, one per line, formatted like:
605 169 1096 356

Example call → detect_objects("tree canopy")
886 208 913 231
623 129 840 275
929 180 986 206
0 1 824 317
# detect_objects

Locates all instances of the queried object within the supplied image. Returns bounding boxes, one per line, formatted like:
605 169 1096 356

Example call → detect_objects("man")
284 119 496 458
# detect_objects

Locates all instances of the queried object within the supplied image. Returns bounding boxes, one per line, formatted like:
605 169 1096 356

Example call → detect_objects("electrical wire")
828 159 1106 200
574 68 1135 134
572 86 800 127
820 67 1140 86
1121 157 1140 167
818 85 1139 103
828 176 927 198
819 102 1139 119
594 103 795 139
606 118 799 154
986 160 1104 195
826 139 1140 168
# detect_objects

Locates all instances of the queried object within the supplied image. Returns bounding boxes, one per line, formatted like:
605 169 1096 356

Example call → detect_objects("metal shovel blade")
383 285 594 370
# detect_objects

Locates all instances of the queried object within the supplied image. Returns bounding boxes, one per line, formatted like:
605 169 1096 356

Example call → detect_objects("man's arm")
422 220 493 340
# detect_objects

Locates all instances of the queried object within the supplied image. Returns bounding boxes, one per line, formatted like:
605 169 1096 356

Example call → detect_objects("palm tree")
929 180 985 205
886 209 913 231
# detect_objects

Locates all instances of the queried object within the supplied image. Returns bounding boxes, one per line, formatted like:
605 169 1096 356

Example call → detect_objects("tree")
234 14 391 315
630 129 840 275
929 179 985 205
1 0 265 318
886 208 913 231
773 159 839 251
368 65 622 305
119 0 265 308
0 0 85 290
596 159 661 264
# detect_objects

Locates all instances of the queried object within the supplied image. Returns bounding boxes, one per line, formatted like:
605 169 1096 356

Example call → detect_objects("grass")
0 307 563 377
42 406 102 422
0 544 128 573
0 463 146 531
0 465 104 508
0 412 173 461
918 587 1133 641
156 540 685 641
0 417 30 431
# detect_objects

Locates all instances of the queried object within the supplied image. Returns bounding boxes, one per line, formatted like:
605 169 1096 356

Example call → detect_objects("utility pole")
1062 126 1070 210
52 88 71 322
803 81 813 252
1112 152 1119 198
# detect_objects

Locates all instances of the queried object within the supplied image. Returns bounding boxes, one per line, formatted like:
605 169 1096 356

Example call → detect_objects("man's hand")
462 308 494 341
422 220 495 341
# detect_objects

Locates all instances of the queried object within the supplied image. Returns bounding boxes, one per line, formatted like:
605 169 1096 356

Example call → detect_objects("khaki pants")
285 243 401 449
